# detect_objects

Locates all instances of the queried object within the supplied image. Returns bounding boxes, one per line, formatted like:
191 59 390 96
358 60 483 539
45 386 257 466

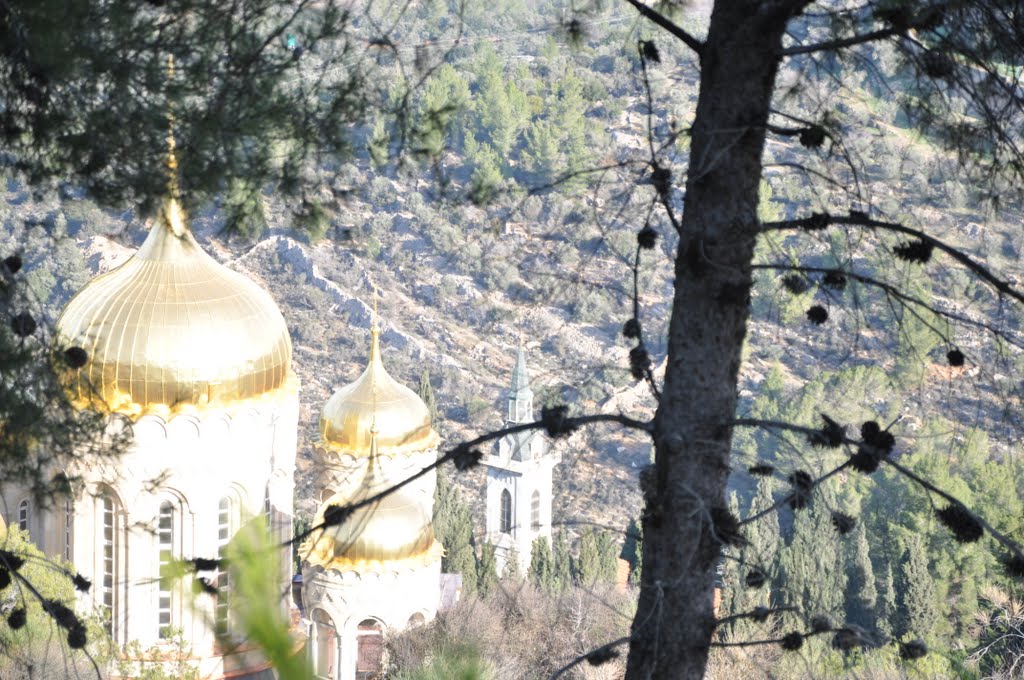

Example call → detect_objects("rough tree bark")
626 3 805 678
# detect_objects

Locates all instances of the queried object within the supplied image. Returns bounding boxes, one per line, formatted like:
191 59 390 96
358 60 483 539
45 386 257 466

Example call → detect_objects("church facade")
1 134 558 680
299 321 444 680
1 184 298 677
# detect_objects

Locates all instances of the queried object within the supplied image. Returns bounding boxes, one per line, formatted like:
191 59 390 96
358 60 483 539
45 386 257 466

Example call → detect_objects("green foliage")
0 247 128 504
897 534 938 642
467 143 503 205
528 537 555 593
293 200 331 243
502 547 522 582
718 493 745 628
551 529 572 594
622 518 643 588
574 527 619 586
745 478 780 579
0 0 371 215
845 521 878 632
417 370 440 424
779 486 848 626
118 632 200 680
432 468 477 596
220 520 312 679
877 561 898 640
477 542 498 596
0 527 75 644
393 644 487 680
292 514 312 572
225 178 270 239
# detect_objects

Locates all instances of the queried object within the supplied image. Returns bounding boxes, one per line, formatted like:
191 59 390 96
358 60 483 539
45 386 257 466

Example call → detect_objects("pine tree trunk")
625 4 801 678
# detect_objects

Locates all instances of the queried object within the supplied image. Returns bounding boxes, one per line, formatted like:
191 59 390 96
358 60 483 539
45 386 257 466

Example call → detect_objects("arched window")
531 490 541 531
215 496 233 634
100 492 119 638
499 489 513 534
312 609 336 679
407 612 426 628
158 501 175 639
356 619 384 680
17 499 30 536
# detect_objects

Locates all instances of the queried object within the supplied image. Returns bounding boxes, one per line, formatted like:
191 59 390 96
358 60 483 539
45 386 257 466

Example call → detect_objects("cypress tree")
877 561 897 640
477 542 499 596
622 519 642 587
503 546 522 582
743 478 779 608
552 529 572 593
575 527 601 586
417 369 439 424
529 537 554 592
897 535 937 640
596 530 620 583
719 492 745 624
845 521 878 631
432 468 477 596
779 488 847 625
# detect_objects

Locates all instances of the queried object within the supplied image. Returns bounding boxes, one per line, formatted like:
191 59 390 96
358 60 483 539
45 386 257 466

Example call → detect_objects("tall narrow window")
500 489 513 534
17 499 29 535
63 498 73 561
158 501 174 639
263 484 273 538
313 609 336 679
531 491 541 531
102 494 116 637
215 497 232 634
356 619 384 680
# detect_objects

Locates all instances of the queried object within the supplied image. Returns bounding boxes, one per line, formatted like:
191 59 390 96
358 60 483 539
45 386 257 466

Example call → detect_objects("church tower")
3 124 299 678
483 347 560 575
300 314 443 680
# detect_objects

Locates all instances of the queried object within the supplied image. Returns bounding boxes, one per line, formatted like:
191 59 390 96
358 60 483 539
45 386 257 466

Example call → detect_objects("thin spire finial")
166 55 179 198
369 284 380 435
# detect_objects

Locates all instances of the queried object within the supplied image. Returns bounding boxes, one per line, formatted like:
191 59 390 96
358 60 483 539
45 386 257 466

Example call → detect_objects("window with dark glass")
500 489 513 534
158 501 174 638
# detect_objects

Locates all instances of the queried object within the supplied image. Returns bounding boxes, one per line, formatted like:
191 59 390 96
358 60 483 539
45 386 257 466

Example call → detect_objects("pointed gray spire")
507 346 534 424
511 346 530 393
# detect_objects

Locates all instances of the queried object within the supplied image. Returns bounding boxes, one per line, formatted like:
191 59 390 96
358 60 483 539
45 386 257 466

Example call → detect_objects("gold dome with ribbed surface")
320 327 439 456
55 197 293 418
301 435 442 570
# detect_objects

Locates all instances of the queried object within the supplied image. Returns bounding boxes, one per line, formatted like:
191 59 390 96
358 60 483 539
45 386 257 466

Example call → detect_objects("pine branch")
752 263 1024 351
290 412 652 546
761 212 1024 306
781 26 906 56
622 0 704 57
549 635 632 679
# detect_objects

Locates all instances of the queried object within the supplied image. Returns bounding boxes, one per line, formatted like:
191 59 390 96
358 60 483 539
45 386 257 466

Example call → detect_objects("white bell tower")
482 347 560 575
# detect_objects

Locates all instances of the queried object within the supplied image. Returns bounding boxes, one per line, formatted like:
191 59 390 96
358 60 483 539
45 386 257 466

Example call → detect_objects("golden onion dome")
301 434 442 570
55 196 293 418
320 326 439 456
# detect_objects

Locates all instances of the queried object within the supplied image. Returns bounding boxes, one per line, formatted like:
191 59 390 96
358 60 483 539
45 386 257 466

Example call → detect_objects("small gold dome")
55 197 292 418
301 440 442 570
320 327 439 456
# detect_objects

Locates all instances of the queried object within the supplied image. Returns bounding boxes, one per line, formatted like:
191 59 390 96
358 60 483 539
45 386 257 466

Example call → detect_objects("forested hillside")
5 1 1024 676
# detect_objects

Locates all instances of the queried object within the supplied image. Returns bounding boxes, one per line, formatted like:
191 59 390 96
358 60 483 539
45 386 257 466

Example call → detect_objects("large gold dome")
56 197 293 418
320 327 438 456
301 439 442 570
